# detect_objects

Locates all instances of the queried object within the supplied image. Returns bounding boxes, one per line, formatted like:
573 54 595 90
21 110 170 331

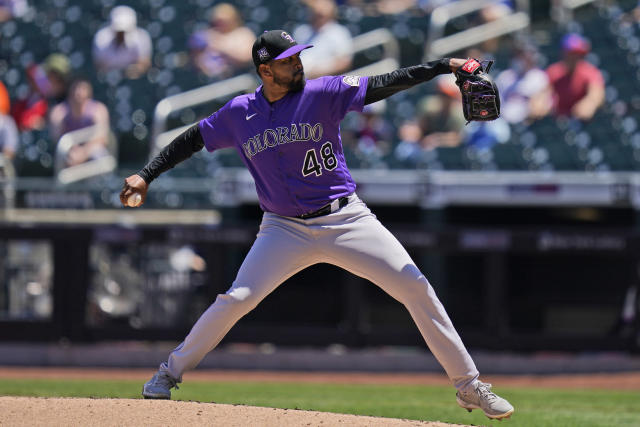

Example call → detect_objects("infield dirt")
0 396 466 427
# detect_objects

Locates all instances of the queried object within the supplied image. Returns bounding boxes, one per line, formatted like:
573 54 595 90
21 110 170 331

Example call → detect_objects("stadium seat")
492 143 528 171
14 130 55 177
434 146 469 170
3 0 640 175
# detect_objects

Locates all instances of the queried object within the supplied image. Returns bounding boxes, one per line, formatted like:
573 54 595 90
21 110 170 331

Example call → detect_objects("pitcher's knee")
390 268 433 303
227 286 253 302
214 285 261 314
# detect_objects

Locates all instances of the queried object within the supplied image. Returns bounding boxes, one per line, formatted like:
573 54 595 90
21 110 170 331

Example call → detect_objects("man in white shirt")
293 0 353 79
92 5 152 79
495 42 551 124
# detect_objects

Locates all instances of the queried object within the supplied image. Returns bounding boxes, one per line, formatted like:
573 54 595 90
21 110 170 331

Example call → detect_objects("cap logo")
280 31 295 44
257 47 269 61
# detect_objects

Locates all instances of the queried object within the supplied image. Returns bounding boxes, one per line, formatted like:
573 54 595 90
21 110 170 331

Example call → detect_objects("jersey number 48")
301 142 337 177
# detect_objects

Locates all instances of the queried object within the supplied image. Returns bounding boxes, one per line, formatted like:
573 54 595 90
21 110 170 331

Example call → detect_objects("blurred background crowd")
1 0 640 188
2 0 640 349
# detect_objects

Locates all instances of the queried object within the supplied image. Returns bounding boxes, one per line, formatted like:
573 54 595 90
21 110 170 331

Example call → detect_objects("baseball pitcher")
120 30 511 420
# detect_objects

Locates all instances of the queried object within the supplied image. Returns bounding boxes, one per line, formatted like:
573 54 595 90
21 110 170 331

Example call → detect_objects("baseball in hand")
127 193 142 207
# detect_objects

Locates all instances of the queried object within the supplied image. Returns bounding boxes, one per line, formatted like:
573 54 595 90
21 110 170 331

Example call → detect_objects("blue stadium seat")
492 143 527 171
434 146 469 170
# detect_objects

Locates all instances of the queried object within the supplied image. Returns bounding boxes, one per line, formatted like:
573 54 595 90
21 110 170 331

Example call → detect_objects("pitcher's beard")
290 76 306 92
275 72 306 92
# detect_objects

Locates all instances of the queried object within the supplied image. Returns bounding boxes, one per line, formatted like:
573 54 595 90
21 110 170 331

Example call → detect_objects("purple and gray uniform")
140 57 488 403
199 75 367 217
157 73 480 393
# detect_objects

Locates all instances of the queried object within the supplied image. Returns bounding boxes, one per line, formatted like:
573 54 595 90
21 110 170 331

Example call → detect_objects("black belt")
297 196 350 220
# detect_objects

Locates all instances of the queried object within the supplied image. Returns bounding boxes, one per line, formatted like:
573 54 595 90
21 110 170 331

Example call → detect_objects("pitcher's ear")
259 63 272 78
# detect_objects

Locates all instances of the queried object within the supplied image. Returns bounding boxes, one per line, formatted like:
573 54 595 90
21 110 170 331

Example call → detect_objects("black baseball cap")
252 30 313 69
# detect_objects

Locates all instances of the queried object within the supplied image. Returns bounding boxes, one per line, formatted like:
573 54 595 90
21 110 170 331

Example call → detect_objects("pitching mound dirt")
0 397 466 427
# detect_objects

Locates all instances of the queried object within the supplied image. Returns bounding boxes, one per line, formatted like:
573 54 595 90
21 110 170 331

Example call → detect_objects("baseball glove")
455 58 500 123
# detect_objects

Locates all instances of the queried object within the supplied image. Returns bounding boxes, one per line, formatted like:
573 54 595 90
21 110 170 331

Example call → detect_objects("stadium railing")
553 0 600 24
54 125 118 185
150 74 259 153
0 155 16 212
424 0 530 60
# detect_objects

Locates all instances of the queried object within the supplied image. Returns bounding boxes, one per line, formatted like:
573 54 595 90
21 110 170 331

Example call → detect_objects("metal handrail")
554 0 599 24
424 0 530 61
0 154 16 211
427 12 530 60
562 0 597 9
351 28 400 65
153 124 194 154
57 156 117 185
349 57 399 78
150 74 259 147
426 0 496 53
55 125 117 185
0 154 15 180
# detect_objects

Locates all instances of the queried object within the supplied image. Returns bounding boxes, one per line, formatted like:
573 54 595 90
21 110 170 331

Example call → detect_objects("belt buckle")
299 196 349 219
329 198 340 213
299 204 326 219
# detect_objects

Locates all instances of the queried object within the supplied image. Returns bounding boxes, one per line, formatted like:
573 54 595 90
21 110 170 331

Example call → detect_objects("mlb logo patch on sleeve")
342 76 360 87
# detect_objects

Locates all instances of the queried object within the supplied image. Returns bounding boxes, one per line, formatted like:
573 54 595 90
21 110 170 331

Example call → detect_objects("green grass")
1 379 639 426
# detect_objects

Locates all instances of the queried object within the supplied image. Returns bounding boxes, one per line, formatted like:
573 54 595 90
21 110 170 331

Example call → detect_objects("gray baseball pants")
166 193 479 389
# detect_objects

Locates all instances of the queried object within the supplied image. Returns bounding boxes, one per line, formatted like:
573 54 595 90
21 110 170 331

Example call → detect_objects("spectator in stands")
462 117 511 150
0 0 27 22
416 0 457 13
0 99 18 161
293 0 353 79
495 40 551 124
9 53 70 131
0 81 16 159
49 78 110 167
342 100 393 168
188 3 255 80
92 5 152 79
374 0 419 15
0 81 9 115
629 1 640 23
11 63 50 131
395 75 466 165
43 53 71 106
546 33 605 121
476 1 514 53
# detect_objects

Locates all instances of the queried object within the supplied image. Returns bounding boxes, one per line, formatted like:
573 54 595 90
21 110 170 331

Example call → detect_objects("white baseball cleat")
456 381 514 420
142 362 180 399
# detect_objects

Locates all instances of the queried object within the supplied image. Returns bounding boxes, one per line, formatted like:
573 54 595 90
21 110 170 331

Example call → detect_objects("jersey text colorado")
242 122 323 159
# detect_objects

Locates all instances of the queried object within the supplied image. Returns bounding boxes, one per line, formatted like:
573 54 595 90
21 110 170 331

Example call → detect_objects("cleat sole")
487 409 514 420
142 394 170 399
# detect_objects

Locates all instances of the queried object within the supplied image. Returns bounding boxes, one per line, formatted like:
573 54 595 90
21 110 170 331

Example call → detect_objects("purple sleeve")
321 75 370 122
198 102 236 152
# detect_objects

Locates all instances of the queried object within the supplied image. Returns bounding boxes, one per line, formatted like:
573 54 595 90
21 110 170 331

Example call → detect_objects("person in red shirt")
10 64 50 131
545 33 604 121
0 81 10 116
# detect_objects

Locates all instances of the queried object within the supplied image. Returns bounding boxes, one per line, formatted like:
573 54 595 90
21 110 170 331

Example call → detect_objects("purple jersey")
199 75 369 217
